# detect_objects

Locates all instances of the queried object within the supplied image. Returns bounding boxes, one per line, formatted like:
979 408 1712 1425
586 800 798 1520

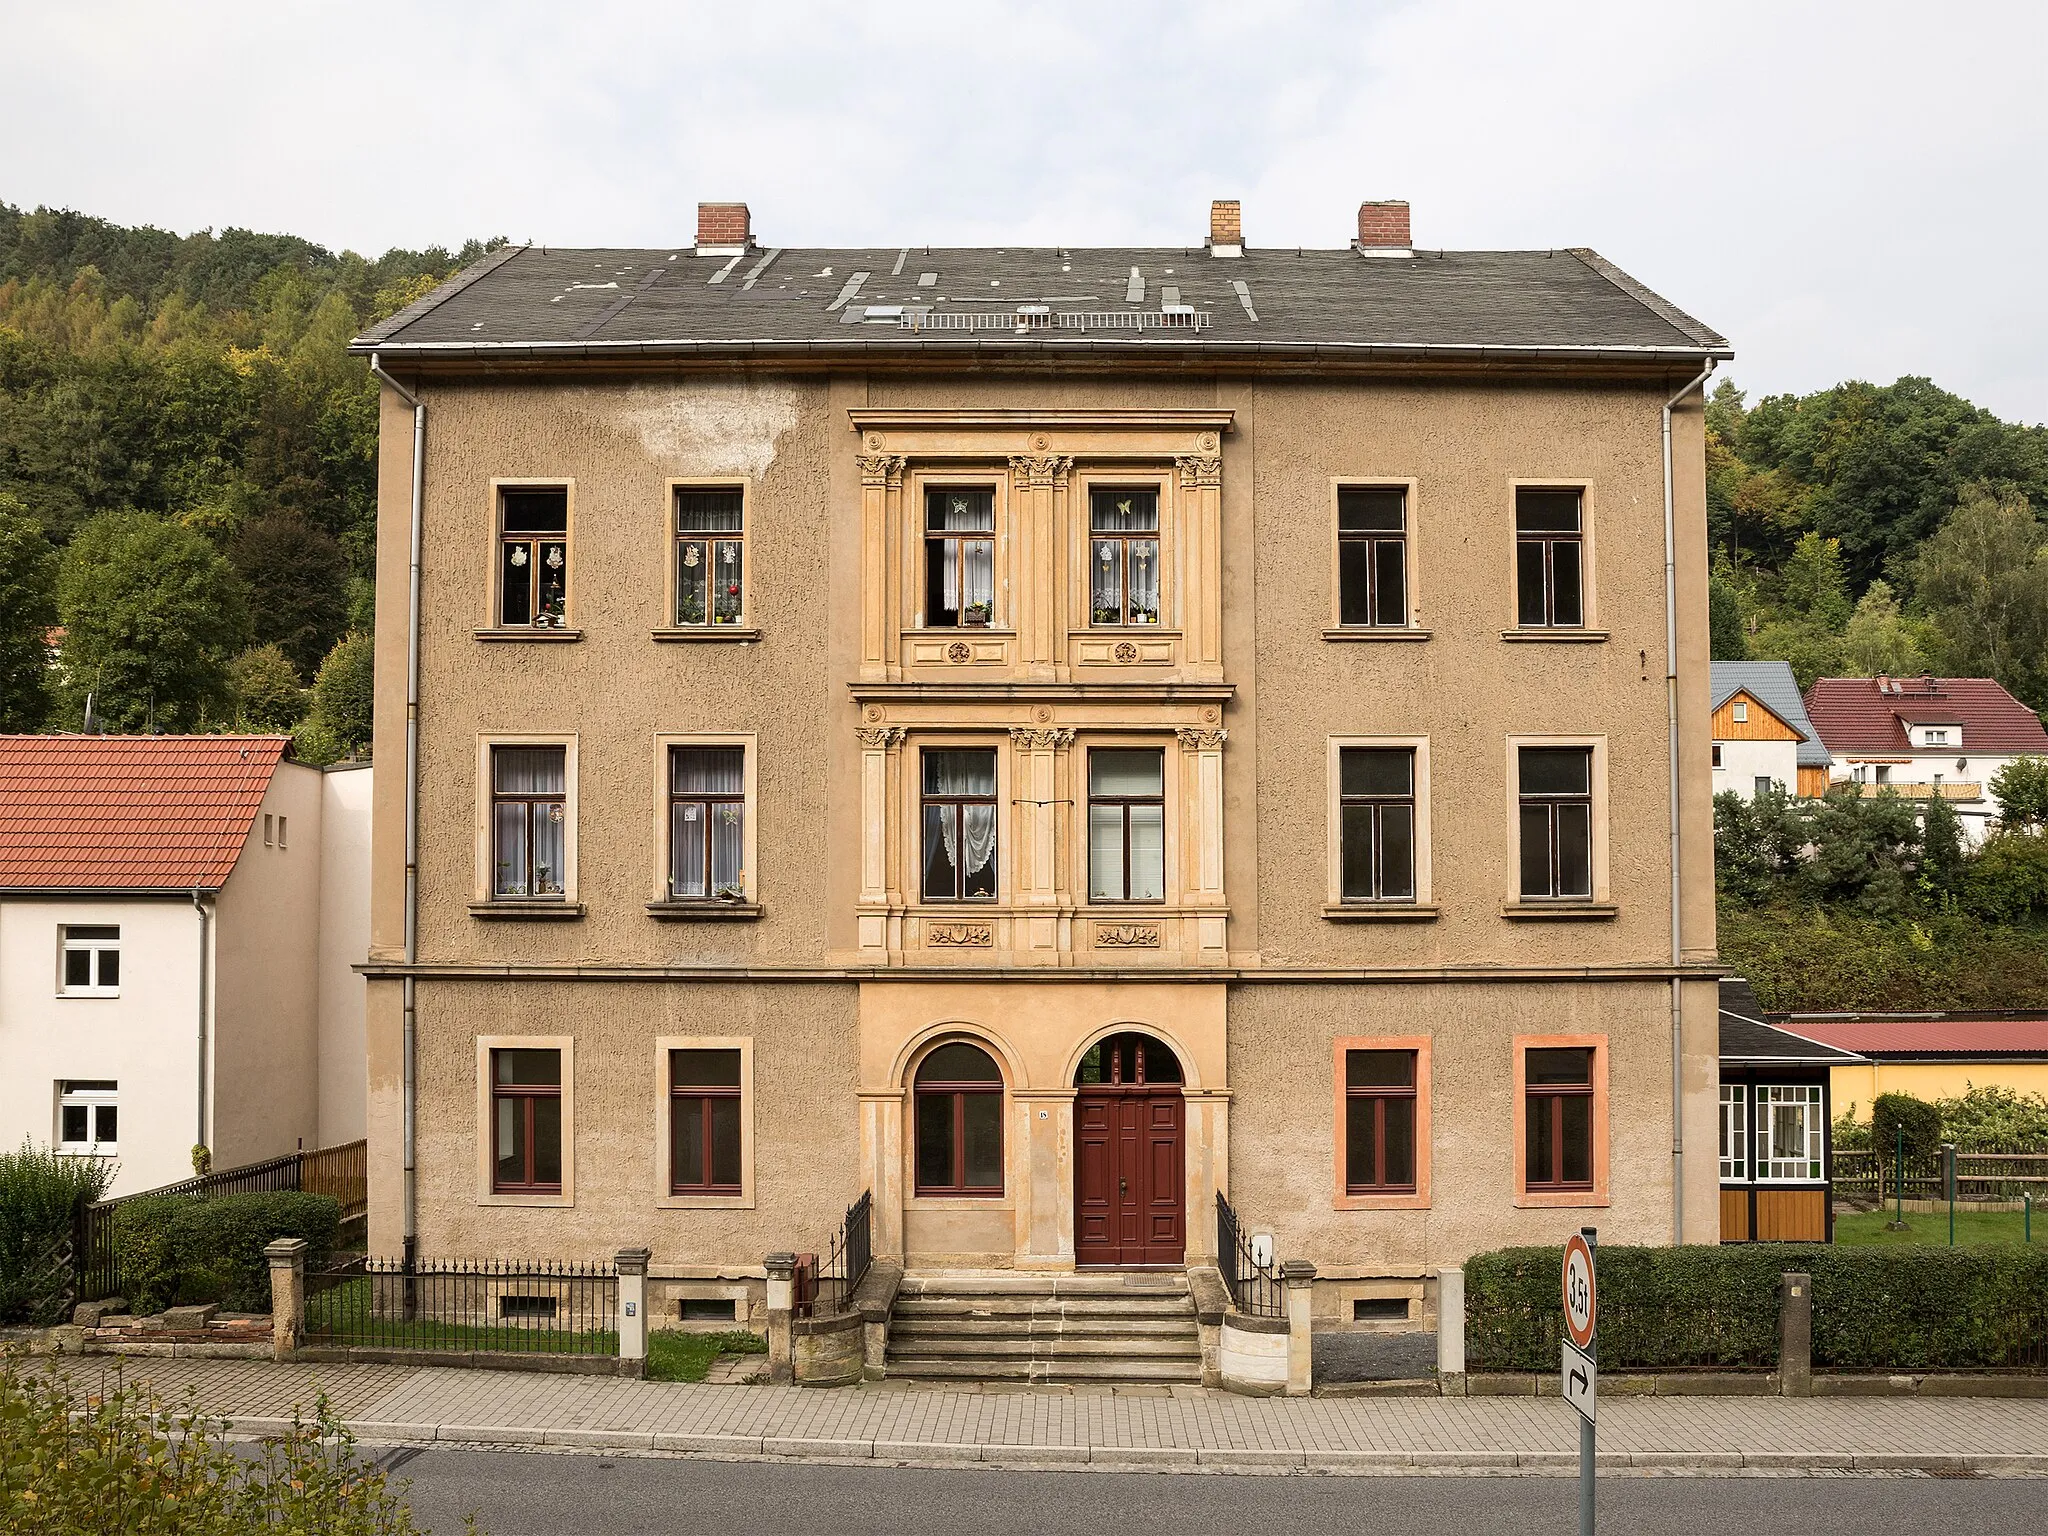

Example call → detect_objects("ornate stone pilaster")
1176 725 1227 908
856 452 908 489
1008 452 1072 489
1176 451 1224 675
855 725 906 910
1174 454 1222 490
857 455 908 679
1007 724 1074 928
1009 454 1070 675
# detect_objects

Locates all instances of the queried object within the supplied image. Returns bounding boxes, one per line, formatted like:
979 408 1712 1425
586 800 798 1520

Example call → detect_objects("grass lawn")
1833 1207 2041 1246
646 1329 768 1383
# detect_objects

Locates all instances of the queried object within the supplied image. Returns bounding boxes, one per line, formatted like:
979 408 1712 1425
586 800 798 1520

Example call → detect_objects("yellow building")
1773 1014 2048 1118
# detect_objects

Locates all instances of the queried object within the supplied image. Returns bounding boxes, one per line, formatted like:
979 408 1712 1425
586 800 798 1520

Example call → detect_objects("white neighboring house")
1711 661 1831 801
0 736 370 1196
1805 675 2048 847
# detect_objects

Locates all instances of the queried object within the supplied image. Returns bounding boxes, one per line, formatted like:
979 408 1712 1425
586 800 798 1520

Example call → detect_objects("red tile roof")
1802 677 2048 754
0 735 289 891
1776 1016 2048 1059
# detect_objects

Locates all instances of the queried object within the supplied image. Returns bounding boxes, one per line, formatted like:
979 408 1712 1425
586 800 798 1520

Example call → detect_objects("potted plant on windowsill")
963 601 992 627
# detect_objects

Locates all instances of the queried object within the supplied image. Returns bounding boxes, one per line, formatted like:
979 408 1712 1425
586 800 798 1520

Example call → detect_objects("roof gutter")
1663 356 1715 1246
369 351 424 1268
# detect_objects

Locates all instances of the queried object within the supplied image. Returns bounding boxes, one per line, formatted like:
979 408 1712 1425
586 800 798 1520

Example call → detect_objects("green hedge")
113 1192 341 1314
0 1142 115 1325
1466 1243 2048 1373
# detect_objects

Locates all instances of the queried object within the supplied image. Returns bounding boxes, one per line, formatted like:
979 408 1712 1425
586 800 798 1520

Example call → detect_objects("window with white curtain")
491 746 567 898
1718 1084 1748 1181
669 746 747 900
1088 748 1165 902
1755 1084 1824 1182
921 749 997 901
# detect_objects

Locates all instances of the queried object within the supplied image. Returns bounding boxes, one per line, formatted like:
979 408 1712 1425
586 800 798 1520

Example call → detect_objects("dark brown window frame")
1087 747 1166 904
1336 486 1408 628
490 745 568 900
1524 1049 1595 1192
923 487 997 629
920 748 999 903
1518 747 1594 901
1344 1050 1419 1195
667 745 747 901
669 1049 743 1196
1088 487 1163 628
913 1047 1005 1199
497 486 570 629
1338 747 1417 902
1514 488 1585 629
673 485 746 627
490 1048 562 1194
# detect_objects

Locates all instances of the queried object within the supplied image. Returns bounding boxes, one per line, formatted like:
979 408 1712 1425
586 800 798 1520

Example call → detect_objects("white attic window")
1731 700 1748 723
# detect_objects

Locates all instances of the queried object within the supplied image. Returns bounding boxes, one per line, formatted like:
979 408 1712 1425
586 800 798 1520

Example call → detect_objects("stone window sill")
1321 627 1432 643
1500 901 1618 922
1500 628 1608 644
651 627 761 643
646 900 764 921
469 900 586 920
1322 902 1439 922
474 627 584 643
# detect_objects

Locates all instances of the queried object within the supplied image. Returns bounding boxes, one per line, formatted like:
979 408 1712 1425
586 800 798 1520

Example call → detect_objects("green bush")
114 1191 341 1314
1873 1092 1945 1163
0 1142 114 1325
1465 1242 2048 1372
1722 900 2048 1012
1933 1084 2048 1152
1962 832 2048 921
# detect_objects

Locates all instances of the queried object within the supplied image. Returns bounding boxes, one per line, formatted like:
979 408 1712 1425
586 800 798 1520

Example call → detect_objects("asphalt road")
377 1447 2044 1536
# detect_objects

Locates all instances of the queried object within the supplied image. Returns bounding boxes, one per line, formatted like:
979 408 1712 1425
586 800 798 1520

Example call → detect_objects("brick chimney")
696 202 752 253
1356 200 1412 256
1209 199 1242 256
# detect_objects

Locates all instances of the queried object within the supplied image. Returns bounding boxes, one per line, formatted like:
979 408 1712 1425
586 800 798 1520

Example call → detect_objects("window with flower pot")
668 745 746 901
1090 488 1160 626
914 1041 1004 1197
498 487 569 628
491 745 568 899
924 488 995 628
675 486 745 626
921 748 998 901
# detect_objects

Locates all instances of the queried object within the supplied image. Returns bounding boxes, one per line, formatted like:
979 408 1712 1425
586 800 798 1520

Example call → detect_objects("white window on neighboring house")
1924 729 1948 746
1718 1085 1748 1181
1755 1084 1824 1182
60 926 121 996
58 1081 118 1153
1755 776 1774 798
1731 701 1748 723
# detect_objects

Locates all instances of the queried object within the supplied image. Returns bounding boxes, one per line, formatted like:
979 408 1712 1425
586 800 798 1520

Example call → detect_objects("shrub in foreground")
0 1143 114 1325
114 1191 341 1314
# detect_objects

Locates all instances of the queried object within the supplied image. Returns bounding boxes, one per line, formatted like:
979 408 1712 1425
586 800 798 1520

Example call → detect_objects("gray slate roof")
1719 979 1865 1065
352 243 1729 363
1711 661 1832 768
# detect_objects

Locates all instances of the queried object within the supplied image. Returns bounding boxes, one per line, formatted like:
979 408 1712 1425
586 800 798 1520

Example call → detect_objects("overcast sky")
5 1 2045 421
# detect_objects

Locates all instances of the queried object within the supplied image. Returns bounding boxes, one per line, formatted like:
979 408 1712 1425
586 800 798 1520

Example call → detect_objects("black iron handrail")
1216 1192 1284 1318
806 1190 873 1318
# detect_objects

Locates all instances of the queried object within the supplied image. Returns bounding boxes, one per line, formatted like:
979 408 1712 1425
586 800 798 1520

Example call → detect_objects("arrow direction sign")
1562 1337 1597 1423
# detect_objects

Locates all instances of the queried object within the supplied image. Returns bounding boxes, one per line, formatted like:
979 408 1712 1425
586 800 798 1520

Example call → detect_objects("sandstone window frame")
655 1036 755 1210
921 484 1000 630
1066 467 1178 641
472 734 581 917
476 1035 574 1208
657 479 755 639
918 744 1002 903
1086 746 1167 904
1511 1034 1609 1209
1332 1036 1431 1211
1326 478 1425 639
901 466 1012 641
1070 730 1187 913
1502 480 1606 643
1086 484 1165 628
479 479 580 641
1502 734 1614 919
1324 737 1435 920
647 733 760 918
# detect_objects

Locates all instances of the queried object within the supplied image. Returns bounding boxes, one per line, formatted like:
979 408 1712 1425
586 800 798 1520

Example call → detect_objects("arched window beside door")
914 1041 1004 1197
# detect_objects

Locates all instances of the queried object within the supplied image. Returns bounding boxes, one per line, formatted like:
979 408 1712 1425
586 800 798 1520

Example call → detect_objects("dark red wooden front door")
1075 1088 1185 1266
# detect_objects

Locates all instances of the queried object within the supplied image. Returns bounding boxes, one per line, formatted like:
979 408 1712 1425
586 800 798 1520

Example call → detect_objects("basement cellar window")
679 1297 738 1322
1353 1298 1410 1322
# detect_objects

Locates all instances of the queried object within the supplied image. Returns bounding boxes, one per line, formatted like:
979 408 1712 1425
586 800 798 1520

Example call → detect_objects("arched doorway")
1073 1032 1185 1266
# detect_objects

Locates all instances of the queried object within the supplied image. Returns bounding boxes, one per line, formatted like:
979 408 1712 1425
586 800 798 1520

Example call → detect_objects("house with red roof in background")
0 736 371 1195
1804 674 2048 845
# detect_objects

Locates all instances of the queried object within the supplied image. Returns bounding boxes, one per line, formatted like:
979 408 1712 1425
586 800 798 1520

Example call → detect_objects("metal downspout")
192 888 210 1152
1663 358 1714 1245
370 352 424 1267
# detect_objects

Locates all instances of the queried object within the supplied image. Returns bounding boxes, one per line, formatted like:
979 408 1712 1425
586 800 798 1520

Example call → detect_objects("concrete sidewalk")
31 1356 2048 1474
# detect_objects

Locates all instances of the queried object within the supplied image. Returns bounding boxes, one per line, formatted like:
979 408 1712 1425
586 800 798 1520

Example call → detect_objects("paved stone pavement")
30 1357 2048 1472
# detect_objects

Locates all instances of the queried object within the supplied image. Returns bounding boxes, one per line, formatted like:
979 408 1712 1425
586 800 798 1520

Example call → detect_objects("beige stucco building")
353 199 1727 1329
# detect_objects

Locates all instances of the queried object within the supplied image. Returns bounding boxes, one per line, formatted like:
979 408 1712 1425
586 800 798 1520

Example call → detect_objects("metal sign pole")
1577 1228 1598 1536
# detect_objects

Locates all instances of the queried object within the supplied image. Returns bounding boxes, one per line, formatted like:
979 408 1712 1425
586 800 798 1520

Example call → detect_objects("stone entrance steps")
886 1271 1202 1383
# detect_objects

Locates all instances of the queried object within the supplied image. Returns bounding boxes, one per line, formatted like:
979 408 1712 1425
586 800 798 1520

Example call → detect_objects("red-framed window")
913 1042 1003 1197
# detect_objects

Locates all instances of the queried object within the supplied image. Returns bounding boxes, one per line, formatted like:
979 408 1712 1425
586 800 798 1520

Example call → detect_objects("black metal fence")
73 1140 369 1302
1216 1192 1284 1318
803 1191 873 1317
302 1256 618 1356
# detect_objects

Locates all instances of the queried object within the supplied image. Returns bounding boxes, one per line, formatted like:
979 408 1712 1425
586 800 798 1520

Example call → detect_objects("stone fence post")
764 1252 796 1384
1778 1271 1812 1397
1281 1259 1316 1397
1436 1266 1466 1395
616 1247 651 1376
264 1238 308 1362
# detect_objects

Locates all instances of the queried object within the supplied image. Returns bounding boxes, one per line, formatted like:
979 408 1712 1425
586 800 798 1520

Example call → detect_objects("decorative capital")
1009 452 1072 488
1175 454 1222 490
1008 726 1075 750
856 452 908 488
855 726 906 750
1175 726 1228 751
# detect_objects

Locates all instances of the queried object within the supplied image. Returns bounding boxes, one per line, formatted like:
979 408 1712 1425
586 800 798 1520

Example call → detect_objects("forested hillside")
1706 377 2048 706
0 201 500 754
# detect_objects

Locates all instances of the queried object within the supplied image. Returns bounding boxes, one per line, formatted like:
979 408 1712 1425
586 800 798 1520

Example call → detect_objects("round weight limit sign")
1562 1232 1596 1351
